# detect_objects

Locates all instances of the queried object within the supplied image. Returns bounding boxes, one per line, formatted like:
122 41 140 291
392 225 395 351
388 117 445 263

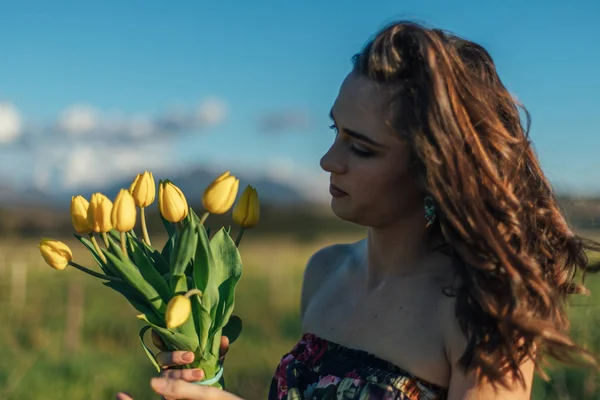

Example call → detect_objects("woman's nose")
320 144 347 174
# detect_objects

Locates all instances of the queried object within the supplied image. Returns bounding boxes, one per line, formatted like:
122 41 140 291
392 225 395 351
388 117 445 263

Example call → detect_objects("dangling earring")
424 195 436 228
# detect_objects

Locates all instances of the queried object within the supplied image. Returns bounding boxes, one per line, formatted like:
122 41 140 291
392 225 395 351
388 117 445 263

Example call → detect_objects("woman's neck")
364 213 444 291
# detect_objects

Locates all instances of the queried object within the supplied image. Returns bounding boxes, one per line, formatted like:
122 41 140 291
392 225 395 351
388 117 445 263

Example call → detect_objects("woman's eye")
328 123 374 158
350 147 374 158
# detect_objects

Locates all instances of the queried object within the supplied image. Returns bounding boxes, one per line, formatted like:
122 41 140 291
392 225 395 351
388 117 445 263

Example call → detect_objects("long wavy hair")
352 21 600 388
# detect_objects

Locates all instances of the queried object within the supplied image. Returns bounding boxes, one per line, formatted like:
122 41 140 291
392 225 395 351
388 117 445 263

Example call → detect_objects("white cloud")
46 97 227 142
29 141 173 194
257 109 311 134
197 97 227 126
58 104 98 136
127 115 154 138
0 97 228 150
63 146 97 188
0 96 229 198
63 143 171 190
33 161 53 191
0 102 22 144
265 157 296 183
264 157 330 203
294 171 330 203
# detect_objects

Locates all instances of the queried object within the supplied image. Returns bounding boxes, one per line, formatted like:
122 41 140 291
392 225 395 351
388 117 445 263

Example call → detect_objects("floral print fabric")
269 333 447 400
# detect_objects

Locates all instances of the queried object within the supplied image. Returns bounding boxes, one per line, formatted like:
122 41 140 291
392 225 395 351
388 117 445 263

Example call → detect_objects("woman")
117 20 599 400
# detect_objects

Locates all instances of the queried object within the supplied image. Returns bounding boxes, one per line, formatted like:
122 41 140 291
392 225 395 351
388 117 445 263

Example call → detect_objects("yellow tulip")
202 171 239 214
111 189 137 232
39 239 73 270
165 295 192 329
159 181 188 223
233 185 260 228
87 193 113 233
70 195 93 234
129 171 155 208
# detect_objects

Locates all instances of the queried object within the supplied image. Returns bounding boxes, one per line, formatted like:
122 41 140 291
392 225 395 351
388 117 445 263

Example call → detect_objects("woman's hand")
117 377 244 400
116 333 232 400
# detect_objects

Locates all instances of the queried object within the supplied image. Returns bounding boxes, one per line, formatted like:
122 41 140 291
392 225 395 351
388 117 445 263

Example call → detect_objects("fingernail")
151 377 166 391
193 370 204 379
182 352 194 362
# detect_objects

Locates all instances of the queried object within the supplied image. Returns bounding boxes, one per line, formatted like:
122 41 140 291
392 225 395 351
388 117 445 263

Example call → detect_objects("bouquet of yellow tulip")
38 170 260 389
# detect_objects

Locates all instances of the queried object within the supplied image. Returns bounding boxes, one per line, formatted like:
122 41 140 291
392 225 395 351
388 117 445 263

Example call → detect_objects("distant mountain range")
0 165 324 211
0 165 339 237
3 166 600 237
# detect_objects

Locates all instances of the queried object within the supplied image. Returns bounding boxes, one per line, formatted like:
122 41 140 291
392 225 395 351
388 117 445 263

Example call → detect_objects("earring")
424 195 436 228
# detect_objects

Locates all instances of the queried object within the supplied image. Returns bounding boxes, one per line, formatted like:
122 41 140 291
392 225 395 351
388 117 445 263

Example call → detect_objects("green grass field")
0 233 599 399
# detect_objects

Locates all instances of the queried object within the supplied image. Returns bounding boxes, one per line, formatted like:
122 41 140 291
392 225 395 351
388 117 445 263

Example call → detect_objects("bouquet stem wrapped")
39 171 260 389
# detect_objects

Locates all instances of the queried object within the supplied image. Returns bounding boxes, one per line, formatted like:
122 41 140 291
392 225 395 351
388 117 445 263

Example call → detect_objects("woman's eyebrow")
329 109 385 148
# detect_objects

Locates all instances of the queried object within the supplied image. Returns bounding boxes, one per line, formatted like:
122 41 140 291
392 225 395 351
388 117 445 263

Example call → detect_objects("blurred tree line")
0 202 366 241
2 195 600 239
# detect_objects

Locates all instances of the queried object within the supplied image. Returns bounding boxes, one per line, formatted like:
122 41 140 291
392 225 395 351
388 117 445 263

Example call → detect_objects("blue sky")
0 0 599 202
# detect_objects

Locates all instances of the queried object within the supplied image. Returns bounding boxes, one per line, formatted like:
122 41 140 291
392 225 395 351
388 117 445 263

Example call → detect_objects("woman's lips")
329 184 348 198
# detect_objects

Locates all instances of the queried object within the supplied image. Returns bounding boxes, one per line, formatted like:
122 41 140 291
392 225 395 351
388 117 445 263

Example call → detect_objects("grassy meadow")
0 232 599 399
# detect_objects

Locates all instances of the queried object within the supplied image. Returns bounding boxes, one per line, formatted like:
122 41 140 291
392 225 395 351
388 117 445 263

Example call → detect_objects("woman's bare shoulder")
300 239 365 318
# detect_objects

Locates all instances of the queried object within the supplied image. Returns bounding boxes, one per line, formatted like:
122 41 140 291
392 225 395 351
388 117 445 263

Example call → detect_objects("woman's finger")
151 378 218 399
150 378 242 400
219 336 229 361
115 392 134 400
161 368 205 382
151 329 167 351
156 351 195 368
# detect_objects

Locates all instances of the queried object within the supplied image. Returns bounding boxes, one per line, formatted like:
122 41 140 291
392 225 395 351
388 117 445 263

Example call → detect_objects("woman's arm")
300 244 348 321
445 355 534 400
442 298 535 400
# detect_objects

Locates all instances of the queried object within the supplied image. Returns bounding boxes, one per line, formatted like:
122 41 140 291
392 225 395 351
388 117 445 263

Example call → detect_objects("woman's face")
320 71 423 228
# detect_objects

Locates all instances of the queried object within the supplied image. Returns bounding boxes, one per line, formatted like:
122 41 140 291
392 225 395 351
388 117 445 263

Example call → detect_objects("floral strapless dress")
269 333 448 400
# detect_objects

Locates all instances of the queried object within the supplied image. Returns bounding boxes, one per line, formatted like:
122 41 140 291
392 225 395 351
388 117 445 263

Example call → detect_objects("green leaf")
192 224 219 312
161 234 176 267
128 235 172 302
209 302 219 332
169 221 199 294
73 234 116 276
137 314 199 352
186 207 200 226
139 325 161 373
208 328 223 359
222 315 242 344
210 275 241 341
102 237 166 313
191 296 214 353
107 230 136 260
170 218 198 274
102 281 162 324
207 228 243 339
108 227 138 240
142 242 170 275
160 213 176 238
209 228 243 288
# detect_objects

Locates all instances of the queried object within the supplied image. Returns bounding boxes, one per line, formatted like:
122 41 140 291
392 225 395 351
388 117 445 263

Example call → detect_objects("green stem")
68 261 124 282
184 288 203 299
199 212 209 225
234 227 245 247
120 231 128 257
102 232 109 248
141 207 151 246
89 233 107 263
